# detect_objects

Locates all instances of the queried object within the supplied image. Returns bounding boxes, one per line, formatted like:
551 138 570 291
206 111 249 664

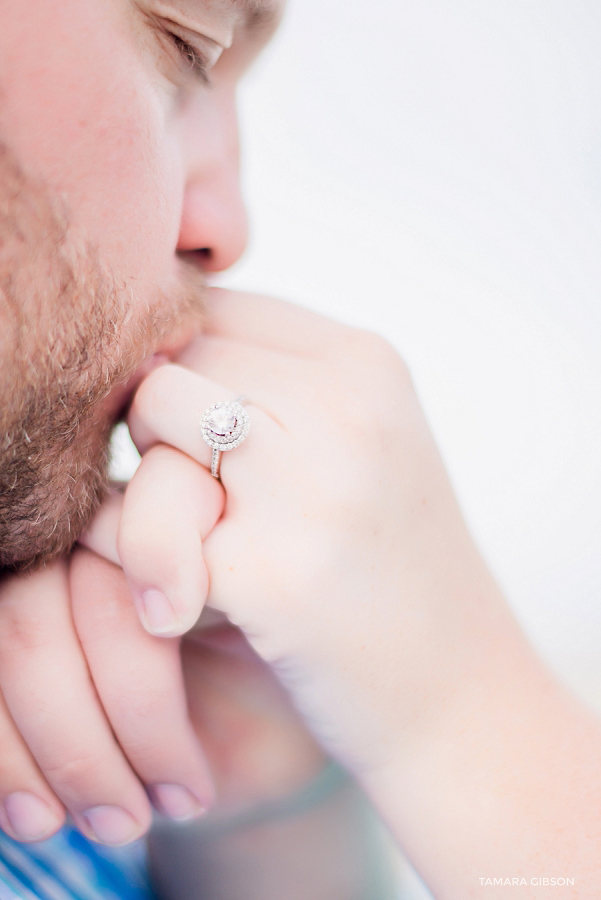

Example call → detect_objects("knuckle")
355 330 410 379
354 340 413 423
0 607 51 654
116 681 167 722
42 747 108 788
110 691 189 761
331 328 412 400
118 733 174 770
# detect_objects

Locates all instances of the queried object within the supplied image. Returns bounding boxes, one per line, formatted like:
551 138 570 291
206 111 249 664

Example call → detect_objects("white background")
113 2 601 894
215 0 601 707
226 4 601 891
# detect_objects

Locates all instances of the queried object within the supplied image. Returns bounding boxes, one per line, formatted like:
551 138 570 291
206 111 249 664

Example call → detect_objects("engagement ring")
201 398 250 479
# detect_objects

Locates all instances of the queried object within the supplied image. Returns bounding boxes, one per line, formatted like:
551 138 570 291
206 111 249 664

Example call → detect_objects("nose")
176 88 248 273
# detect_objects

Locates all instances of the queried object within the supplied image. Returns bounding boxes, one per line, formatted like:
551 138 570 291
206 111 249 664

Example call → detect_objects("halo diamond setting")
201 399 250 477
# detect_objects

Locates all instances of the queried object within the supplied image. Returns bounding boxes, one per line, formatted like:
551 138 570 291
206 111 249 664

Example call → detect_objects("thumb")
81 444 225 637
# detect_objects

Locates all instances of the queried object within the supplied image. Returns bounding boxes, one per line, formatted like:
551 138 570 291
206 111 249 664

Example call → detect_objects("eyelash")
169 33 212 86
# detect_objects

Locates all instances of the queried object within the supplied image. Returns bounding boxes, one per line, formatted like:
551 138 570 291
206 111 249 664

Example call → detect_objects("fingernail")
140 589 180 636
82 805 139 845
150 784 206 822
4 792 60 841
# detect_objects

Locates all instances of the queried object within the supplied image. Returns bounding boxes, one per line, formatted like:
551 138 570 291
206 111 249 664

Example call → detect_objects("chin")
0 142 206 572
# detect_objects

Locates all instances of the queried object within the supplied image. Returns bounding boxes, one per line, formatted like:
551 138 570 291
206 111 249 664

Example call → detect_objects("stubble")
0 143 205 571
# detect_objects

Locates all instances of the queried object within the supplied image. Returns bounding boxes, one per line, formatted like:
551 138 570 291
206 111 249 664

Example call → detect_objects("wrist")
360 606 601 896
362 578 547 784
322 550 511 778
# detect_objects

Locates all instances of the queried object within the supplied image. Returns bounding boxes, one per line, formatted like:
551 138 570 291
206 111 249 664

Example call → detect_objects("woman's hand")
83 288 601 895
96 287 500 776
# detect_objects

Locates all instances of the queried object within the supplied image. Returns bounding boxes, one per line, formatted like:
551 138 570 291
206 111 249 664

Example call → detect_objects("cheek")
0 0 184 290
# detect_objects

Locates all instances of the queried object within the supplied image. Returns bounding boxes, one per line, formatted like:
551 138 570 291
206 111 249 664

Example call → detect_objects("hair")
0 143 204 571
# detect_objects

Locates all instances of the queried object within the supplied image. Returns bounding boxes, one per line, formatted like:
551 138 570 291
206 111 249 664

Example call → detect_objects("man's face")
0 0 281 570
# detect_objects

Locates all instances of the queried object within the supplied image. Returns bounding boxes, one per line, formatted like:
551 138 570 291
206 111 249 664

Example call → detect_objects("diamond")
206 407 237 437
201 400 250 455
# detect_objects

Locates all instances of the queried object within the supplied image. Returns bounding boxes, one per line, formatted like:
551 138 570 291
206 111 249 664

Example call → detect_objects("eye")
169 32 212 85
150 15 224 90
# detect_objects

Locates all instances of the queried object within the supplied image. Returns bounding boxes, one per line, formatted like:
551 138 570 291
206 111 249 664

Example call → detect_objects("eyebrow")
230 0 280 33
180 0 281 40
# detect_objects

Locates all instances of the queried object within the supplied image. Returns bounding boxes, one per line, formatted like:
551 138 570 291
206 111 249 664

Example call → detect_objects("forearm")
362 603 601 899
148 763 398 900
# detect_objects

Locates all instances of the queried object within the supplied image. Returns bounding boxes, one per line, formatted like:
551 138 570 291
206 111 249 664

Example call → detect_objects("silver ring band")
200 397 250 480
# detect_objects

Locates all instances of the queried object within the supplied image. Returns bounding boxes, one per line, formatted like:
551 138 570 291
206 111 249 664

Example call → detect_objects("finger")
118 444 224 636
79 486 123 566
176 333 311 404
0 561 152 845
0 686 66 842
128 364 279 477
128 363 239 460
70 548 215 819
202 287 344 357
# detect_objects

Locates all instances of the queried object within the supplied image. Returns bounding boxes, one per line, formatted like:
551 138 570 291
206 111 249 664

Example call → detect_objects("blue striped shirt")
0 826 155 900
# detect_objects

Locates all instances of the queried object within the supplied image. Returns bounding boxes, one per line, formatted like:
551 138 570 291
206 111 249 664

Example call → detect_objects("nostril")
177 248 213 268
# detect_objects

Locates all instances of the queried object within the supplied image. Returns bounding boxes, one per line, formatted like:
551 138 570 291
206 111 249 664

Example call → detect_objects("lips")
105 355 168 427
105 321 203 426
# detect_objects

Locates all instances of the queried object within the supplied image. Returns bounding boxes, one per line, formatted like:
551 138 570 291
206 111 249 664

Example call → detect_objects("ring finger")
128 364 281 482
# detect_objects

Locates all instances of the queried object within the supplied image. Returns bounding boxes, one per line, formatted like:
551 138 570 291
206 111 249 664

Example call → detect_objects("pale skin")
78 287 599 898
0 2 366 889
2 9 375 897
5 284 600 897
0 0 323 852
0 0 599 897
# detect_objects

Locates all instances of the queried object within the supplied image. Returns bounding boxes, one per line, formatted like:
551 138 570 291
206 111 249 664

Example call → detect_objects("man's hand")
0 554 216 845
0 508 329 848
0 466 225 847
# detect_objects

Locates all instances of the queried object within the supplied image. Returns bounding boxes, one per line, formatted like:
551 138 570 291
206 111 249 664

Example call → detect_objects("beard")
0 143 205 572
